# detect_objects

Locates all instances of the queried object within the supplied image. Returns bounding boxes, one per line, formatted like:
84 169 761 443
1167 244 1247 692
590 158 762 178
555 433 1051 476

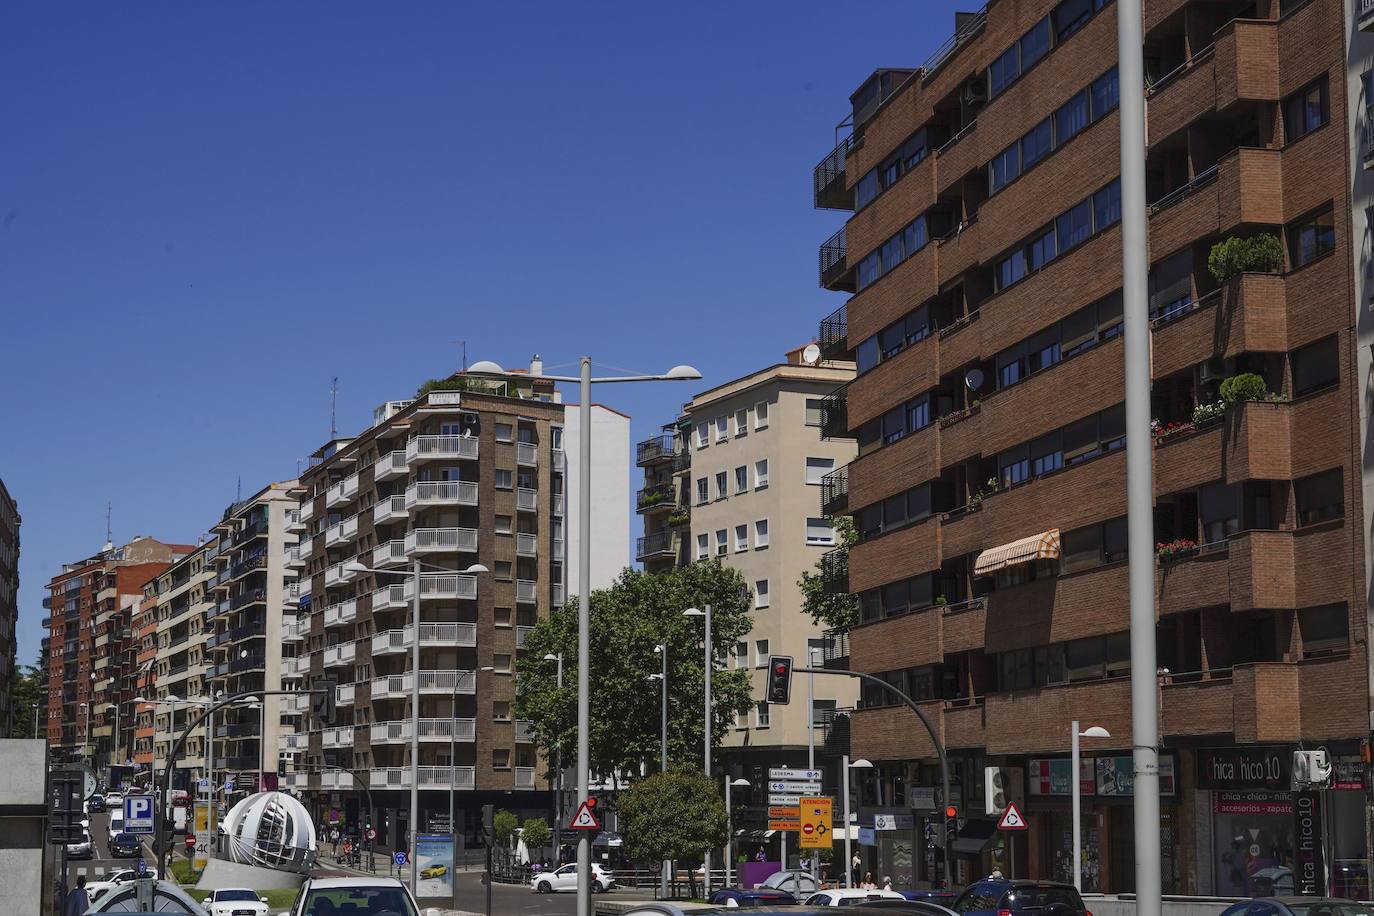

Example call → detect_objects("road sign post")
997 802 1027 879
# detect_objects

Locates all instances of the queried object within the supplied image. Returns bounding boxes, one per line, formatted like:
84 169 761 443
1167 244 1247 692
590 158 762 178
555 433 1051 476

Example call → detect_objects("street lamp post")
725 777 750 890
1070 722 1110 891
345 559 487 894
841 756 872 889
467 356 700 916
806 647 819 883
683 606 711 889
650 644 669 899
542 652 563 860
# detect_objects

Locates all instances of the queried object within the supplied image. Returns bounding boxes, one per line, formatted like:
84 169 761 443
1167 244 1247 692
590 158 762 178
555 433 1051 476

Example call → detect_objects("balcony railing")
403 575 478 602
552 493 564 516
636 530 675 561
820 548 848 596
321 726 354 748
814 133 855 211
821 628 850 670
371 718 476 743
516 533 538 557
636 482 676 514
298 501 315 525
515 579 537 604
514 719 535 743
405 480 478 509
368 766 475 789
336 683 355 706
406 435 479 463
373 540 407 568
1363 107 1374 168
1359 0 1374 31
374 450 409 481
371 584 407 611
406 527 478 555
418 669 476 694
820 383 850 440
321 770 353 789
819 302 849 361
323 643 356 667
374 495 408 525
325 474 360 508
324 599 358 628
516 442 538 467
636 434 677 466
552 583 564 606
371 623 478 655
515 766 537 789
325 515 359 548
516 487 538 512
921 7 986 78
283 544 306 569
819 225 853 291
515 625 534 648
821 465 849 517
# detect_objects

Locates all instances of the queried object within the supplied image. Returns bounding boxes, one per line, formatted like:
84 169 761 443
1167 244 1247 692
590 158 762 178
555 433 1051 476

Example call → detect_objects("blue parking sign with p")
125 795 154 834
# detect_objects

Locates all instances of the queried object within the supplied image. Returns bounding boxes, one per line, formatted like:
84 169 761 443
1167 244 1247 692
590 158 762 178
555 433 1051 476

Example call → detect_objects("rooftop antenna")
237 476 242 503
296 458 303 476
330 376 339 438
103 502 113 553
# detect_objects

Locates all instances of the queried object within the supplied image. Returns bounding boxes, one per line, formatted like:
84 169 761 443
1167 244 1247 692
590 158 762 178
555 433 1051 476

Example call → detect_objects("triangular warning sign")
568 799 601 831
997 802 1028 830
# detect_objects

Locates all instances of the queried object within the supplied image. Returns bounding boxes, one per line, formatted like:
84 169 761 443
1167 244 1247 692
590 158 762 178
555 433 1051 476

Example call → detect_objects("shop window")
1295 468 1343 526
1299 603 1349 657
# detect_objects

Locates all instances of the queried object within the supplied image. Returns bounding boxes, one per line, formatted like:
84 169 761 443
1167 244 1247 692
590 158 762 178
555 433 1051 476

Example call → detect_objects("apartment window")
856 215 931 291
1284 78 1328 143
990 144 1021 194
714 416 728 443
735 641 748 668
755 519 770 548
715 471 729 500
754 401 769 429
805 457 836 485
494 607 512 627
1299 603 1349 658
495 423 514 443
806 518 836 546
492 700 511 721
1061 517 1128 573
1288 206 1335 268
716 529 728 556
805 399 824 426
494 515 513 535
696 478 709 505
755 639 770 666
1200 481 1241 543
1296 468 1343 526
735 466 749 495
755 459 769 489
495 561 513 581
735 408 749 436
492 653 512 674
550 427 562 450
696 534 709 560
755 579 770 608
1291 336 1339 396
495 469 513 490
493 748 511 769
755 701 771 728
735 525 749 553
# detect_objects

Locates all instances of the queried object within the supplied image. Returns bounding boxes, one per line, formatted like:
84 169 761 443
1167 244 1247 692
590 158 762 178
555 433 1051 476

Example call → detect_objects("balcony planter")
1207 234 1283 285
938 403 980 430
1156 539 1199 562
667 509 690 528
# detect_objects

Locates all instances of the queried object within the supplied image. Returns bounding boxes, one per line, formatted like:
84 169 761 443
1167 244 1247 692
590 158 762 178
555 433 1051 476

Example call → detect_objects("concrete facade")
560 403 631 597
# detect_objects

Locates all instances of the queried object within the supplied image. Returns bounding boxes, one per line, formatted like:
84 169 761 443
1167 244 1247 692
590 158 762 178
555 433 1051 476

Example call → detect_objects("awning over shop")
974 528 1060 576
951 817 1000 856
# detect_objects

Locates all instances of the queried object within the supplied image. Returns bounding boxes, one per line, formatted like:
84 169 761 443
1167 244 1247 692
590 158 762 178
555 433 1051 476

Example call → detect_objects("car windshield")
303 887 419 916
217 889 258 901
1005 888 1083 910
1286 905 1374 916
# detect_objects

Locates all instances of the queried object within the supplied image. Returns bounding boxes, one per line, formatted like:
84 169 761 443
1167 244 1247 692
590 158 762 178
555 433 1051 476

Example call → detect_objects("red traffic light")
945 806 957 818
586 797 597 808
774 664 788 675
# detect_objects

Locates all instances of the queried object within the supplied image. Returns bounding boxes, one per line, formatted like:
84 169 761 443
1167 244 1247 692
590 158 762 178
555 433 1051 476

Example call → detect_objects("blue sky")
0 1 962 667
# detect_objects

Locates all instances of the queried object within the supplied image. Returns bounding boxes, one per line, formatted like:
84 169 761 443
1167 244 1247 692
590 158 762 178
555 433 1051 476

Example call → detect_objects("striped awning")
974 528 1061 576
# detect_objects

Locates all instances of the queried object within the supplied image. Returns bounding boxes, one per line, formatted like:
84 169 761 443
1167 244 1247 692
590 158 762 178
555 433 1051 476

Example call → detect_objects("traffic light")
310 678 336 725
481 803 494 847
944 806 959 849
766 655 794 705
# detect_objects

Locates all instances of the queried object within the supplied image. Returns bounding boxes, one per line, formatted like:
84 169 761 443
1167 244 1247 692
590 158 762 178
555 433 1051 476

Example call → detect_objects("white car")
804 889 908 906
278 876 422 916
65 828 93 860
104 792 124 808
107 810 124 841
207 887 270 916
530 862 616 894
85 867 161 903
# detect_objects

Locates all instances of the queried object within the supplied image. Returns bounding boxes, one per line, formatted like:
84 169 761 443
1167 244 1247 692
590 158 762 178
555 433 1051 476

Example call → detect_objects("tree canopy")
798 515 858 630
514 562 754 779
520 817 551 853
618 767 728 865
493 809 518 845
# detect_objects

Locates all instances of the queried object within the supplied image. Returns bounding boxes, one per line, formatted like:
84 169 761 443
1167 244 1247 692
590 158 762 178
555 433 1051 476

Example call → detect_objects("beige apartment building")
653 346 858 771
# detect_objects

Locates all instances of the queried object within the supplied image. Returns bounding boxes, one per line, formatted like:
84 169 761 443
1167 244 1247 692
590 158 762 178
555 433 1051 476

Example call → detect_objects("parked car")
88 793 107 813
105 791 124 808
708 887 799 907
85 866 162 903
110 832 145 858
107 809 125 841
206 887 270 916
949 880 1087 916
66 828 94 860
900 889 962 904
760 871 821 898
530 862 616 893
804 890 908 907
1218 900 1374 916
277 876 421 916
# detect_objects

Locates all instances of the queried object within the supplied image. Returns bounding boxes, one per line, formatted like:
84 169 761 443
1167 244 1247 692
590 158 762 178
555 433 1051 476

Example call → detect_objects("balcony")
321 726 354 749
814 133 855 211
516 442 538 467
373 540 407 568
406 527 479 556
552 493 564 516
284 508 304 533
515 766 537 789
1364 106 1374 170
374 450 409 481
516 487 538 512
516 533 538 557
280 733 305 751
515 579 537 604
819 302 850 361
323 643 356 668
636 530 675 562
514 719 535 743
324 516 359 548
374 495 408 525
405 480 478 510
636 434 677 467
324 563 347 589
371 584 407 611
403 575 478 602
325 474 360 508
418 669 476 694
552 583 564 606
286 655 311 677
820 465 848 517
515 625 534 648
336 683 355 706
298 501 315 525
819 225 854 292
1363 0 1374 32
636 482 676 514
820 383 850 439
371 623 478 656
323 600 358 628
406 435 479 464
230 587 266 610
281 618 308 642
229 553 266 581
371 718 477 744
283 544 306 570
1149 147 1283 257
321 771 353 789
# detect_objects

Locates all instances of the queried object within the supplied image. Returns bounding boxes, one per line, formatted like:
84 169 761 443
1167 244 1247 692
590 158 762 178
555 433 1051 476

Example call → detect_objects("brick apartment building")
290 368 626 850
0 478 18 735
43 537 192 770
812 0 1368 894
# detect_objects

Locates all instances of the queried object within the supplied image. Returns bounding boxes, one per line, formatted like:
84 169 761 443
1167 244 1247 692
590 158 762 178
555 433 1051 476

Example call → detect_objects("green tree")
619 768 728 896
798 516 859 630
514 562 754 780
521 817 551 855
7 660 42 739
493 809 518 845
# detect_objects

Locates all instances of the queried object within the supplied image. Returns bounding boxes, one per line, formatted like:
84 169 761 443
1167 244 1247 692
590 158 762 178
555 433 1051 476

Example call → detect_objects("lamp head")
480 665 496 672
543 653 560 661
682 608 705 618
663 365 703 380
850 758 874 769
731 777 751 787
1080 726 1111 739
463 563 490 574
343 561 370 575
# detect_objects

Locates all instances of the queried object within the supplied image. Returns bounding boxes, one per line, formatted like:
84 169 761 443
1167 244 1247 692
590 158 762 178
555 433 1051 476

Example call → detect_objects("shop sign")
1213 791 1292 815
1028 758 1094 796
1293 790 1324 896
1332 757 1366 791
1096 756 1176 797
875 813 914 831
1198 747 1290 790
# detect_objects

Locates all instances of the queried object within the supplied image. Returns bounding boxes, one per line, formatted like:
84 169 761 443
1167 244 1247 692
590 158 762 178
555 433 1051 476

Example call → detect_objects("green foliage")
521 817 551 852
493 809 519 845
169 860 202 884
8 662 43 739
514 562 754 777
1219 373 1267 405
798 516 859 630
1207 233 1284 284
414 377 472 399
619 767 728 865
1191 400 1226 425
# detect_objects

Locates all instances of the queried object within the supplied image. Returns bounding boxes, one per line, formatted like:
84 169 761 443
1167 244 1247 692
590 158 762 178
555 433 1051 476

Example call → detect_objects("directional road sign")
769 768 822 781
124 795 155 835
768 806 800 818
768 780 822 793
769 817 801 831
799 797 833 849
768 793 805 806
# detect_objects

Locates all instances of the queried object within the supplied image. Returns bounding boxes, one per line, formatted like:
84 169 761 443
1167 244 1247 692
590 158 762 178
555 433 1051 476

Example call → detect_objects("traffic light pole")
794 667 951 887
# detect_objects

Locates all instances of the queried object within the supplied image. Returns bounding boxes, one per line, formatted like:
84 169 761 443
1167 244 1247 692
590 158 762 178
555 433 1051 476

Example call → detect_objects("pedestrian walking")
64 876 89 916
851 853 861 888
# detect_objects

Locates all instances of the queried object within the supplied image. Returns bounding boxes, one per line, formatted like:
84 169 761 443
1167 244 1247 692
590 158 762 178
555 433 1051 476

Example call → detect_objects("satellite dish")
461 429 472 439
802 344 822 365
964 368 985 391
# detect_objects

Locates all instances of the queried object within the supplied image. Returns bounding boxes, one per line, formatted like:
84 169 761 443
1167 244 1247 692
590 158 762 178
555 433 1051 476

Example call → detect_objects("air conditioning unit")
1199 358 1228 383
1293 749 1332 787
961 76 988 108
985 766 1009 815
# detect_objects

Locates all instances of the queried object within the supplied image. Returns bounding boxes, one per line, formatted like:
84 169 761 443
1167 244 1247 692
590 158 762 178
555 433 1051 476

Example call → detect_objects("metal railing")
820 548 848 596
636 529 675 560
814 133 855 209
636 482 676 512
403 574 478 601
516 442 539 467
374 495 407 524
405 527 478 553
921 6 987 78
636 434 677 465
406 435 479 463
516 533 538 557
820 465 848 517
1148 162 1220 214
373 540 406 567
405 480 478 508
819 224 848 288
515 766 537 789
516 487 538 511
515 579 537 604
819 302 848 359
820 383 850 440
374 450 408 479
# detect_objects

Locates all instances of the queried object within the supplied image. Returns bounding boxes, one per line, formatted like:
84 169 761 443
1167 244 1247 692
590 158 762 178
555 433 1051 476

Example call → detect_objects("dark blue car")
901 889 961 905
708 888 799 907
88 794 107 812
109 832 144 858
949 880 1086 916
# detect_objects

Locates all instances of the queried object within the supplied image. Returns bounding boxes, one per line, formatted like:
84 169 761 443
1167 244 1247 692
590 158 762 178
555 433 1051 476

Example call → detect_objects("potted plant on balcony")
1207 233 1284 284
1191 400 1226 426
1151 418 1194 442
1219 372 1268 406
667 507 690 528
1155 539 1199 562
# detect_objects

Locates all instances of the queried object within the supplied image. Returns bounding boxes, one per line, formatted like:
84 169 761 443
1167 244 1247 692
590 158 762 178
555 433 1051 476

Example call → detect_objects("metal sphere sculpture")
221 790 317 873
